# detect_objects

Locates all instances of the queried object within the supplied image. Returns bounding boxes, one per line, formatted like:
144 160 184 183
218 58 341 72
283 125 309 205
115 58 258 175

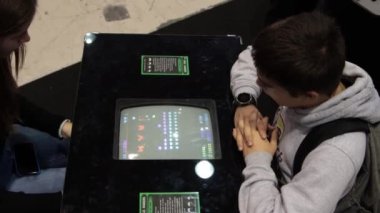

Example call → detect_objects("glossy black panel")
62 34 244 213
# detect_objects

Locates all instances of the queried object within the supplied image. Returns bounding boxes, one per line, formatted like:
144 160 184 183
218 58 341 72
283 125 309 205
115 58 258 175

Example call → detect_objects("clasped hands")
233 105 278 157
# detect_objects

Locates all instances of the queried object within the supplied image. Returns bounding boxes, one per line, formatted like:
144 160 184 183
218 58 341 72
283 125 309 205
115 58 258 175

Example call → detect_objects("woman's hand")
61 120 72 139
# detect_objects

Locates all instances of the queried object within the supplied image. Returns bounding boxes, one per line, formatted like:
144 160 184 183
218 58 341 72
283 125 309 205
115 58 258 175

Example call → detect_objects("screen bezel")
113 98 222 160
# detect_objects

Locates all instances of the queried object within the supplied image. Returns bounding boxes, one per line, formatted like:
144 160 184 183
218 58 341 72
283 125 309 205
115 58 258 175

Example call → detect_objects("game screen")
114 101 221 160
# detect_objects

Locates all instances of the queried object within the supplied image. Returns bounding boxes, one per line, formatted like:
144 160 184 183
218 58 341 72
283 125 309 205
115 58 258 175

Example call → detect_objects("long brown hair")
0 0 37 138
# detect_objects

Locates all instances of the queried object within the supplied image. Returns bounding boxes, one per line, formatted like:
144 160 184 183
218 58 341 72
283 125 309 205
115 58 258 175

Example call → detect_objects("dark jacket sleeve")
0 189 61 212
17 95 65 138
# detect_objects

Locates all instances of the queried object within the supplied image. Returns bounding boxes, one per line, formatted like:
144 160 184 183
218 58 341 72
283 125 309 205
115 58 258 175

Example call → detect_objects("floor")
18 0 231 86
19 0 380 120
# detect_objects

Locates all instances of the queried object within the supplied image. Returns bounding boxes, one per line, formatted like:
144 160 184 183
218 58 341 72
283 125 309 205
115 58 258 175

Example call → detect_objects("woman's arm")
17 94 70 138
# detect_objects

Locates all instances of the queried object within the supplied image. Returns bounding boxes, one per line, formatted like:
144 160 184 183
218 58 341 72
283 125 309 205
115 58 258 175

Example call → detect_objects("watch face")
237 93 252 104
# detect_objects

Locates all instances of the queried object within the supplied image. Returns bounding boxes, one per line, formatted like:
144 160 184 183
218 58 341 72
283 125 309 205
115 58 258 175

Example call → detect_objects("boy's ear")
303 91 328 107
305 91 320 100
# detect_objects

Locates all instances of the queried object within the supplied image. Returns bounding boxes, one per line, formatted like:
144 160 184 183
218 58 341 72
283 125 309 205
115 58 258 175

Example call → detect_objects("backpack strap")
293 118 369 175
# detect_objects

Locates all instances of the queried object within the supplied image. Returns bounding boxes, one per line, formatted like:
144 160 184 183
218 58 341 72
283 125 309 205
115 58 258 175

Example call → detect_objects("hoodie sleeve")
230 46 261 100
239 132 366 213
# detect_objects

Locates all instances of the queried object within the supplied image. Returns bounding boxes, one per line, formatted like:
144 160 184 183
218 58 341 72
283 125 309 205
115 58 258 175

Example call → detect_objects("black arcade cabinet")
62 34 244 213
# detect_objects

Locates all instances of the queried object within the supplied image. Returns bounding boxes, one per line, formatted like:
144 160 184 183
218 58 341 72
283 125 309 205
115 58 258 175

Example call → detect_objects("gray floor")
18 0 231 86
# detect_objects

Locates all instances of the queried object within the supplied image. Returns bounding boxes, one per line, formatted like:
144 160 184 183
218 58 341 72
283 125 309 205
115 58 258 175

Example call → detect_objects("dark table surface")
62 33 245 213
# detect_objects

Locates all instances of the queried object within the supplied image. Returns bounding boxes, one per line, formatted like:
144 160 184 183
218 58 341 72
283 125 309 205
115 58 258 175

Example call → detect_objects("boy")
231 11 380 212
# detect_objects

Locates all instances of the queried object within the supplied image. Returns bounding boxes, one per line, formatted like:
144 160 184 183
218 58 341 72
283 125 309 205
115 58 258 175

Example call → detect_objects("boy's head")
252 11 346 107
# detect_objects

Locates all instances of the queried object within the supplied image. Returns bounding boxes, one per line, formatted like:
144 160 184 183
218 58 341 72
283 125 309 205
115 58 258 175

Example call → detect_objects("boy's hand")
241 123 279 157
234 105 267 150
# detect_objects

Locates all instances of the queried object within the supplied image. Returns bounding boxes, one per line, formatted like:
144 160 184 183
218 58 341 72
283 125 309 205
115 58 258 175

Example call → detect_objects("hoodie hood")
287 61 380 128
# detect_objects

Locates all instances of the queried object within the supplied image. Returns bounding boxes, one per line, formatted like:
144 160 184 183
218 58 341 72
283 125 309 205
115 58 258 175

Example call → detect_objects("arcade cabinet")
62 33 244 213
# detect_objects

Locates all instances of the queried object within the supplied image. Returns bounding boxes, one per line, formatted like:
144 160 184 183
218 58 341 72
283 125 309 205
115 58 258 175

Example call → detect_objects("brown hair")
252 11 345 97
0 0 37 137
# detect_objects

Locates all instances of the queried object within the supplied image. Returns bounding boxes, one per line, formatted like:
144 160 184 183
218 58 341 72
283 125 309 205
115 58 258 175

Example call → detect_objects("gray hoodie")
230 46 380 213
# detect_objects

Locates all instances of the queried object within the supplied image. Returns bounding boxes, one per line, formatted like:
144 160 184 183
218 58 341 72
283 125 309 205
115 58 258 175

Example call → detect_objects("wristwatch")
233 93 256 106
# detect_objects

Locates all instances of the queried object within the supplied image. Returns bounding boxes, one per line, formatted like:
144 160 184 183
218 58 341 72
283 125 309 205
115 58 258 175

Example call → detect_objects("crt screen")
117 105 217 160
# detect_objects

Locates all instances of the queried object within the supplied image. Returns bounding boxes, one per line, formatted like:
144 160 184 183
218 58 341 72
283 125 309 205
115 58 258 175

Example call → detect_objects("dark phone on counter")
13 143 40 176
